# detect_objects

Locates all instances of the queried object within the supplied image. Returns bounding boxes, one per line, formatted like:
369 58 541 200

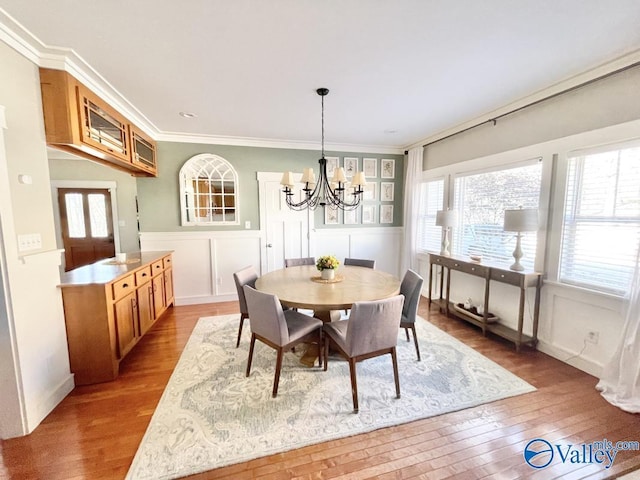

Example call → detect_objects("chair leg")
405 327 410 342
236 313 247 348
410 324 421 361
317 330 323 368
349 358 359 413
246 333 256 377
272 347 284 397
391 347 401 399
323 335 329 371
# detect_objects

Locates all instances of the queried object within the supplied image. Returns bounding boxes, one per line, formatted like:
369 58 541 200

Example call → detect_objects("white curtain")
596 247 640 412
401 147 423 274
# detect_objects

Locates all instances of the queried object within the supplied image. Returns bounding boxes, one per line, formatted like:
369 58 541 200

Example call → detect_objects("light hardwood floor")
1 299 639 479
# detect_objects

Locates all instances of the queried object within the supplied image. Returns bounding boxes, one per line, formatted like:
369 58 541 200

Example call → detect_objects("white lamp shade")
351 171 366 187
280 171 294 187
503 208 538 232
435 209 457 228
300 167 316 184
331 167 347 183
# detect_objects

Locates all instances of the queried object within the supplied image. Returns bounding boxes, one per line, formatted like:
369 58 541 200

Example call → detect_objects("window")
416 179 444 253
559 144 640 295
179 154 239 226
452 161 542 268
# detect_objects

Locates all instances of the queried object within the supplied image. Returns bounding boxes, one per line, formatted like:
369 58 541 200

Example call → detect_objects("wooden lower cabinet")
114 292 138 359
137 281 155 336
152 274 166 318
60 251 174 385
164 268 174 306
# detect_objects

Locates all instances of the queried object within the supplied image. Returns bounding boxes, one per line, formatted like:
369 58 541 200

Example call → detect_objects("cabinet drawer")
456 261 489 277
163 256 172 269
490 269 523 286
112 274 135 300
135 266 152 285
151 260 164 275
431 255 454 268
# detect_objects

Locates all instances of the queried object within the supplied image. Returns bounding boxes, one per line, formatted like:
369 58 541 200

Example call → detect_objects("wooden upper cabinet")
130 124 157 174
76 83 130 163
39 68 157 177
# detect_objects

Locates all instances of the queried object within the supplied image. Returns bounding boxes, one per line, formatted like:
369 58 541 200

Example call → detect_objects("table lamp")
435 209 457 256
503 207 538 271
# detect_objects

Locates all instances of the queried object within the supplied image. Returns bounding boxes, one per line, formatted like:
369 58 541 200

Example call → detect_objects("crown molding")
0 9 405 155
0 7 158 138
154 131 405 155
406 48 640 151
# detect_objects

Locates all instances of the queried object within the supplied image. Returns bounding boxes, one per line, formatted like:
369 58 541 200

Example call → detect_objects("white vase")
321 268 335 280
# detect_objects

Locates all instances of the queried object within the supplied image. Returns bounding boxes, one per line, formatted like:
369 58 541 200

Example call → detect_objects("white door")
258 172 314 272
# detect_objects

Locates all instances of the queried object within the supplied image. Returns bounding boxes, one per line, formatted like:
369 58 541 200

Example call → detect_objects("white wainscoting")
140 227 403 305
312 227 404 277
416 253 625 377
140 231 263 305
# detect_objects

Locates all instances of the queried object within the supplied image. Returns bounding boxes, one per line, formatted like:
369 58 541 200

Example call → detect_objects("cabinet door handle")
122 283 129 289
141 272 147 277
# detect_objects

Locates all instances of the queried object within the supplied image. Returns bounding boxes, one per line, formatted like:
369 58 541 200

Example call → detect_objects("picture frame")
363 182 377 201
344 208 359 225
381 158 395 179
380 204 394 224
344 157 358 178
363 158 377 178
380 182 394 202
362 205 377 224
325 156 339 179
324 207 339 225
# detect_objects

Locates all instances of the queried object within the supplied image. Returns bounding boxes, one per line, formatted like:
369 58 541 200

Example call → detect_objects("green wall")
137 141 404 232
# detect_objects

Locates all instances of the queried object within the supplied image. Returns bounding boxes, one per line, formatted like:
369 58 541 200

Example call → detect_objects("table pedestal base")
313 309 342 322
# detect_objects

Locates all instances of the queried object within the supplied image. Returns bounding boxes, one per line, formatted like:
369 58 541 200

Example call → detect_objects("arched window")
179 154 239 226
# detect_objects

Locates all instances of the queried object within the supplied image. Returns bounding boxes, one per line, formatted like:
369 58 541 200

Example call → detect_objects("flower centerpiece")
316 255 340 280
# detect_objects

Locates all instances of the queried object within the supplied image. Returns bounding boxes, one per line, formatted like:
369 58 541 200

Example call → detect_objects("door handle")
266 243 273 248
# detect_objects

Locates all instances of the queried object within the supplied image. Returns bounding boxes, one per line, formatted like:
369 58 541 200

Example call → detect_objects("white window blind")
452 161 542 268
416 179 444 253
560 144 640 295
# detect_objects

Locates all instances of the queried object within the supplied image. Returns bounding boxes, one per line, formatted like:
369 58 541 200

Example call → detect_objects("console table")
427 253 542 351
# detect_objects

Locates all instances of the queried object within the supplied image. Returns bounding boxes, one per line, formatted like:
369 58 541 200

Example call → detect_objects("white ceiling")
2 0 640 152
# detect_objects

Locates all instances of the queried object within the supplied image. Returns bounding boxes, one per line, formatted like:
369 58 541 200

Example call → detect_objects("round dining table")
255 264 401 322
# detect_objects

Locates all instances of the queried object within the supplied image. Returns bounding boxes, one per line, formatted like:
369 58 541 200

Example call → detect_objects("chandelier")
280 88 366 211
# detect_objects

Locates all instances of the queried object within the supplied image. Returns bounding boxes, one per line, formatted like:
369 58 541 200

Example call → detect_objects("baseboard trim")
175 294 236 306
27 374 75 434
537 340 603 378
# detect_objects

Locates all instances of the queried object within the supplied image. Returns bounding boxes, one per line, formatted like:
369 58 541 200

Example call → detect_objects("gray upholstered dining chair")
323 294 404 413
243 285 323 397
399 269 424 361
344 257 376 269
232 265 258 348
342 257 377 314
284 257 315 267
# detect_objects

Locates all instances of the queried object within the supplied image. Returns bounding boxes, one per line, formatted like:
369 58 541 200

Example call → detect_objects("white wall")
140 227 403 305
0 42 73 438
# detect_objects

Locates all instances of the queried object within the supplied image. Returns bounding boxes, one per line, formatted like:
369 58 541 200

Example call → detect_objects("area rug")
126 314 535 480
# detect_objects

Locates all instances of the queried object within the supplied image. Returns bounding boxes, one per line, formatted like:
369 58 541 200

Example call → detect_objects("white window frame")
416 176 445 254
557 140 640 296
179 154 240 226
421 148 552 273
451 158 543 269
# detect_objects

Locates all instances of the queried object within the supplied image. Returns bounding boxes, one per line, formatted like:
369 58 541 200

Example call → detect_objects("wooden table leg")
300 309 341 367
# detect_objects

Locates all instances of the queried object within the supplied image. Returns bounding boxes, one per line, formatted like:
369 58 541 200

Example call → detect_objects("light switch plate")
18 233 42 252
